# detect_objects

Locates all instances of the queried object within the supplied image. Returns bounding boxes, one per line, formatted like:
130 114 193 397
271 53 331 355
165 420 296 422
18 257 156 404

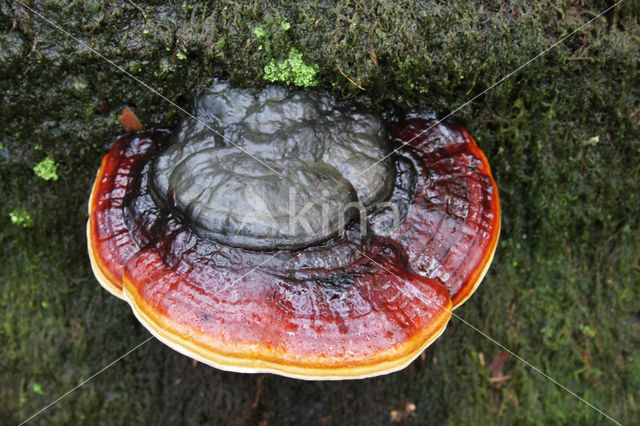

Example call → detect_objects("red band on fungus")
388 119 501 307
87 131 169 298
87 116 500 379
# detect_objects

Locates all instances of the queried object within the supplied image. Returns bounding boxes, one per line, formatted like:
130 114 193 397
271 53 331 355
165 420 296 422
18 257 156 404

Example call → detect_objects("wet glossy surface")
151 83 393 250
119 143 451 364
88 107 499 376
88 131 169 291
124 242 451 367
387 118 500 306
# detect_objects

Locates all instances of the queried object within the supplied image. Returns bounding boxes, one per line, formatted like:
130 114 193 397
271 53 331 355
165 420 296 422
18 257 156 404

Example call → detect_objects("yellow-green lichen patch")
33 157 59 181
9 209 32 228
264 48 318 87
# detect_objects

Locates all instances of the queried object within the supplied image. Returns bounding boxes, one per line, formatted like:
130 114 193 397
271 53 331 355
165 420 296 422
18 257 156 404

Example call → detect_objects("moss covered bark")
1 0 639 424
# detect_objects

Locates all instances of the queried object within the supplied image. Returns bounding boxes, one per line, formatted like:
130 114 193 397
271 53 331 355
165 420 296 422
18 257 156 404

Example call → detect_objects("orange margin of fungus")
450 127 501 309
87 156 126 300
121 248 453 380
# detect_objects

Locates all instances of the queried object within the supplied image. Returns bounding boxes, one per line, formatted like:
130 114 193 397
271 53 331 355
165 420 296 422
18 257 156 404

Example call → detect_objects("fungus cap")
87 84 500 379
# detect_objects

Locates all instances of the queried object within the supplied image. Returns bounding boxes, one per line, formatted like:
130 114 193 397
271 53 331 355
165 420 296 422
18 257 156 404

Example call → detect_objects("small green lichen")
159 57 171 74
252 26 266 38
10 209 33 228
32 382 44 395
263 48 318 87
176 51 187 60
281 21 291 31
33 157 59 181
73 77 88 92
584 135 600 146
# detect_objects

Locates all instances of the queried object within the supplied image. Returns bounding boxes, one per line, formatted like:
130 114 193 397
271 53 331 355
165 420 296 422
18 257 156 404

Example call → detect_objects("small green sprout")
579 324 596 338
281 20 291 31
177 50 187 60
264 48 318 87
33 157 59 181
10 209 33 228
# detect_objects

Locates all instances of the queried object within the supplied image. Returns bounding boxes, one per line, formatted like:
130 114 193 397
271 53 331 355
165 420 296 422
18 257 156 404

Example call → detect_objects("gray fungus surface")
151 83 394 250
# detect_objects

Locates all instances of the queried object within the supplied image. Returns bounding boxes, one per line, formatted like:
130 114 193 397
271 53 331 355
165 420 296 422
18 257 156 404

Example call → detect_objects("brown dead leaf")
118 106 144 132
489 351 509 377
583 352 592 372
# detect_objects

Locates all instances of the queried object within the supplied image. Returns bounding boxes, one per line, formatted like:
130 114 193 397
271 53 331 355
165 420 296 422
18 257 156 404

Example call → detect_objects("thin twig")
337 66 365 90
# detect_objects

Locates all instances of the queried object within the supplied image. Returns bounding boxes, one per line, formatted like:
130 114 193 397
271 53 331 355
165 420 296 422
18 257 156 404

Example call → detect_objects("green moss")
1 1 639 425
263 47 318 87
32 157 59 181
9 209 32 228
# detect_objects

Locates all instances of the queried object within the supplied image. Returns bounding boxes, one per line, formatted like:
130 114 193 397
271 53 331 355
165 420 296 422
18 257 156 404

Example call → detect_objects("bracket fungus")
88 83 500 379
